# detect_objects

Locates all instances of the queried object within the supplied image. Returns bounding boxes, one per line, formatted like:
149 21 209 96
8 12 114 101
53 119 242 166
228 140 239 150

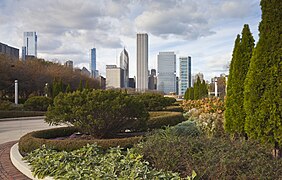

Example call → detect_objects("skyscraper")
120 48 129 88
157 52 176 94
179 56 192 96
22 32 37 59
90 48 97 78
136 33 148 91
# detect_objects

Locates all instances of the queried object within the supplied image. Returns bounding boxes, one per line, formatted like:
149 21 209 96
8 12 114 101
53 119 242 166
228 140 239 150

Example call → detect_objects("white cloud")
0 0 261 81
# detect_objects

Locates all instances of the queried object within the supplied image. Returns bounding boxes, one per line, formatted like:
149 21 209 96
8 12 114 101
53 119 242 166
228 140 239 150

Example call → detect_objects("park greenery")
184 76 208 100
16 0 282 178
0 55 99 101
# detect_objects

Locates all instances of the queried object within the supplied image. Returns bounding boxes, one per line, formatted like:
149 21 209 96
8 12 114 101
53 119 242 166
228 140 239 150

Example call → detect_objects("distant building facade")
106 65 124 88
128 77 136 89
22 32 37 60
0 42 19 59
120 48 129 88
179 56 191 96
148 69 157 90
157 52 176 94
90 48 97 78
81 67 91 77
97 75 106 90
136 33 148 91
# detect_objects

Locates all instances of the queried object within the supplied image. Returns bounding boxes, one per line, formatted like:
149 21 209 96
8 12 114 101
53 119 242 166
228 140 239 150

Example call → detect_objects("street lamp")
214 78 218 97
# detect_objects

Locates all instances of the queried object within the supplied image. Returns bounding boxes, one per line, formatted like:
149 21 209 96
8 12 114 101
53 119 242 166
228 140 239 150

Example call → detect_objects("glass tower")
179 56 192 95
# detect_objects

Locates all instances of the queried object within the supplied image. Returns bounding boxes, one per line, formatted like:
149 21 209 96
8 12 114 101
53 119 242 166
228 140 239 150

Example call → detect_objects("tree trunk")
272 142 282 158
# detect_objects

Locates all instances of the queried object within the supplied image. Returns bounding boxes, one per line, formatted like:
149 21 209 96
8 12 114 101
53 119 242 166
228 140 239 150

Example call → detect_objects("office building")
128 78 136 89
157 52 176 94
120 48 129 87
22 32 37 59
179 56 192 96
81 67 91 77
0 42 19 59
136 33 148 91
148 69 157 90
65 60 73 69
106 65 124 88
97 75 106 90
90 48 97 78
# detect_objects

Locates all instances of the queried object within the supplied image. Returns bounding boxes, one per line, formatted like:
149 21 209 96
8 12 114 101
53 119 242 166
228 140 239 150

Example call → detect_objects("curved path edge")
10 143 53 180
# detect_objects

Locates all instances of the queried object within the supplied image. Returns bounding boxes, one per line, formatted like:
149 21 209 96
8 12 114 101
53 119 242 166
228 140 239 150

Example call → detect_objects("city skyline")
0 0 261 81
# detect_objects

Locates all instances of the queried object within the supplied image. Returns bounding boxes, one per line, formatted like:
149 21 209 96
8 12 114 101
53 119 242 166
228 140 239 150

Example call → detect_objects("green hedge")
19 127 143 155
162 106 183 112
148 111 185 129
0 111 45 119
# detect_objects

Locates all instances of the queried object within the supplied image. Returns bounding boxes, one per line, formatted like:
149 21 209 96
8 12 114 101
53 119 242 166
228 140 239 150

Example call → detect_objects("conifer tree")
65 84 71 93
194 77 201 100
225 25 255 137
244 0 282 157
78 80 83 91
188 87 194 100
225 35 241 134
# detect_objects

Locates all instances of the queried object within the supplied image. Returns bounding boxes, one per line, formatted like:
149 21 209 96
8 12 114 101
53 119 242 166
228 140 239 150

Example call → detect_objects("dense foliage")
23 144 184 180
225 25 255 137
45 90 149 138
244 0 282 151
184 77 208 100
135 93 176 111
140 128 282 179
148 111 185 129
24 96 52 111
0 55 99 101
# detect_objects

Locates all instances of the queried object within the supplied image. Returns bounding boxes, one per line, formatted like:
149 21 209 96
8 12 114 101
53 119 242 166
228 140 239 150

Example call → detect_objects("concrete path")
0 116 63 144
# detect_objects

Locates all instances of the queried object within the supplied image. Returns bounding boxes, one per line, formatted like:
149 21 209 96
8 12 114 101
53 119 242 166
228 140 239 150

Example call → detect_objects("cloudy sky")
0 0 261 81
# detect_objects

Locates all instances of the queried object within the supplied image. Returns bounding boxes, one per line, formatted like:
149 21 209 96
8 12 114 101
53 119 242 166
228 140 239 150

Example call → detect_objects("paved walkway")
0 141 30 180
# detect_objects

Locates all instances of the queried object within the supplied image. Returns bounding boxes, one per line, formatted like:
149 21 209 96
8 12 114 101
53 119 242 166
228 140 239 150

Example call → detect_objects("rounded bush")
18 127 143 155
171 120 201 137
45 90 149 138
24 96 52 111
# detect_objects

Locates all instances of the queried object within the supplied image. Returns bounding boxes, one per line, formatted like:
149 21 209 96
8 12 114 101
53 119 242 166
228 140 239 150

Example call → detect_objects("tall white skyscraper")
157 52 176 94
136 33 148 91
120 48 129 88
23 32 37 59
179 56 192 96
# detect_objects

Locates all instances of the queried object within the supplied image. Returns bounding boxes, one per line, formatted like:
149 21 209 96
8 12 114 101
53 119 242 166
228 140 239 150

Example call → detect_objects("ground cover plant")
140 128 282 179
23 144 189 179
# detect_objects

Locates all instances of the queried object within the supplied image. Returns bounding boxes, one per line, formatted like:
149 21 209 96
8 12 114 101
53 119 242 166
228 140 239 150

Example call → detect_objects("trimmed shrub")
163 106 183 112
171 120 201 137
135 93 174 111
0 99 14 110
24 96 52 111
19 127 143 155
0 110 45 119
45 90 149 138
148 111 185 129
140 130 282 179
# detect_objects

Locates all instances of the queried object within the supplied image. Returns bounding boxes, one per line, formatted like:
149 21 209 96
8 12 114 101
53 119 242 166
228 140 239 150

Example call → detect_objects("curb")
10 143 53 180
0 116 46 122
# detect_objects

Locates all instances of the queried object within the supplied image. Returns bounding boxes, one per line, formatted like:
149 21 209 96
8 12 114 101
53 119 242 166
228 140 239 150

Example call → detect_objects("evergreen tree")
65 84 71 93
225 25 255 138
188 87 194 100
194 77 201 100
85 80 89 89
78 80 83 91
184 88 189 100
225 35 241 134
244 0 282 157
200 80 208 98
